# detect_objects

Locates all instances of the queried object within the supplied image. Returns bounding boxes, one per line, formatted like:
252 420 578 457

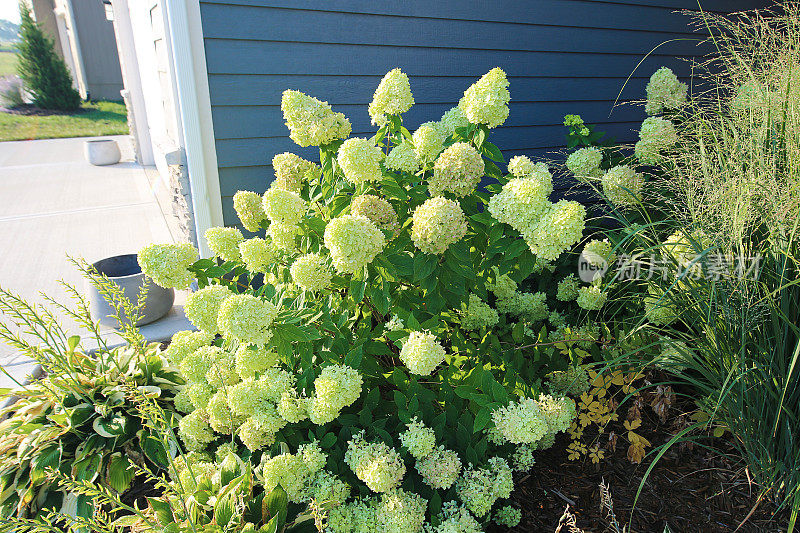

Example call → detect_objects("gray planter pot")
87 254 174 329
84 139 121 166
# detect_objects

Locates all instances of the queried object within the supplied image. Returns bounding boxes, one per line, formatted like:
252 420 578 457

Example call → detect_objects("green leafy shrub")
15 3 80 111
132 67 602 531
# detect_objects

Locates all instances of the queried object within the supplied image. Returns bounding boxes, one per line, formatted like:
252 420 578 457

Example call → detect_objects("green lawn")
0 100 129 142
0 50 16 77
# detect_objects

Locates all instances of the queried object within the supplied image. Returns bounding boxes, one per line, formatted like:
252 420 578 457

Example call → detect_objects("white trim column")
110 0 154 165
162 0 224 257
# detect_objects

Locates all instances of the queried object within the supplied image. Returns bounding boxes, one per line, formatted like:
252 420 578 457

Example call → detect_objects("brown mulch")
0 104 87 116
507 399 788 533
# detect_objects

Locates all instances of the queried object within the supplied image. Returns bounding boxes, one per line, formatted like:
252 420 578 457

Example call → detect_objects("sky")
0 0 21 24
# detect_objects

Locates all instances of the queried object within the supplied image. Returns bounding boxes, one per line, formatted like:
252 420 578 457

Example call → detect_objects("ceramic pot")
87 254 174 329
84 139 121 166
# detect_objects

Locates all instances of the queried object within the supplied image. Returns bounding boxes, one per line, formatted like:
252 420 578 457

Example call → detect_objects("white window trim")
163 0 224 257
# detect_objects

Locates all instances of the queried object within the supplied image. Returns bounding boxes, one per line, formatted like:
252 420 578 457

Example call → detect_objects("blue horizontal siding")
198 0 771 225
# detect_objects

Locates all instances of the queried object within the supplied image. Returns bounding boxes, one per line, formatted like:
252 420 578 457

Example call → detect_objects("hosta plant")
136 67 600 532
0 264 184 520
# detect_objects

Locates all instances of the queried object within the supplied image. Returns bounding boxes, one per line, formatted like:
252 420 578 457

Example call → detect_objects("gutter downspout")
162 0 224 257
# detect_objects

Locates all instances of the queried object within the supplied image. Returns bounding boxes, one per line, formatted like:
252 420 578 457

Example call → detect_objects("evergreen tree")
16 2 80 111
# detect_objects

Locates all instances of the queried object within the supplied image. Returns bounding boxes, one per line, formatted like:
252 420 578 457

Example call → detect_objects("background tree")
15 2 80 111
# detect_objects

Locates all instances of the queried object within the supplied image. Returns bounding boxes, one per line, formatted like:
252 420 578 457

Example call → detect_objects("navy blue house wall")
198 0 771 226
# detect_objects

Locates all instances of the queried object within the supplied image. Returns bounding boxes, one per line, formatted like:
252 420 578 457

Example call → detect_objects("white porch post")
162 0 224 258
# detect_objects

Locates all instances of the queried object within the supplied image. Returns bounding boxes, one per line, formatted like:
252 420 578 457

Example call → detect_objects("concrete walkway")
0 136 190 387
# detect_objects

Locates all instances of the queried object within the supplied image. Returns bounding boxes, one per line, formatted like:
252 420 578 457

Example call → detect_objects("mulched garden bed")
510 411 787 532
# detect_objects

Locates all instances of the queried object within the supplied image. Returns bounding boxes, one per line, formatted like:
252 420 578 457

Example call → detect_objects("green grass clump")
609 3 800 529
0 100 128 141
0 50 16 77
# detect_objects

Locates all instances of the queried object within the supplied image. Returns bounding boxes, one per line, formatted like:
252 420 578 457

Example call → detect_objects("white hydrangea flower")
281 89 352 147
290 253 331 292
337 137 384 184
344 431 406 493
385 142 421 173
566 146 604 180
411 197 468 255
459 67 510 128
412 122 446 161
645 67 688 115
323 214 386 274
399 331 446 376
369 68 415 126
399 418 436 459
429 142 484 198
602 165 644 206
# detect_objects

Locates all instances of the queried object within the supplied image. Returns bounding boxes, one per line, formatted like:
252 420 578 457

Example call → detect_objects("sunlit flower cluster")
137 242 198 289
488 165 584 260
488 175 550 230
178 409 214 451
582 239 616 268
260 442 327 502
491 397 548 445
429 142 485 198
163 330 214 365
437 106 470 138
272 152 319 193
184 285 232 333
385 142 421 173
233 190 268 232
290 253 331 292
455 457 513 517
262 187 306 225
411 197 468 255
458 67 510 128
413 122 446 160
537 394 577 435
217 294 278 345
281 89 352 147
524 200 586 261
338 137 384 184
369 68 415 126
268 221 301 250
416 446 462 490
328 489 426 533
399 331 447 376
635 116 678 165
234 344 278 379
645 67 688 115
602 165 644 206
460 293 499 331
308 364 363 425
566 146 603 180
324 214 386 274
345 431 406 493
399 418 436 459
239 237 276 273
351 194 399 236
205 227 244 262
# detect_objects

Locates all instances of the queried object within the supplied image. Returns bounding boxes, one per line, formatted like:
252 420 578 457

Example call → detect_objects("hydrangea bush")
139 67 597 532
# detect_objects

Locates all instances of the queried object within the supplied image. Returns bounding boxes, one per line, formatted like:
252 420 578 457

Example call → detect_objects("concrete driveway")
0 136 187 386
